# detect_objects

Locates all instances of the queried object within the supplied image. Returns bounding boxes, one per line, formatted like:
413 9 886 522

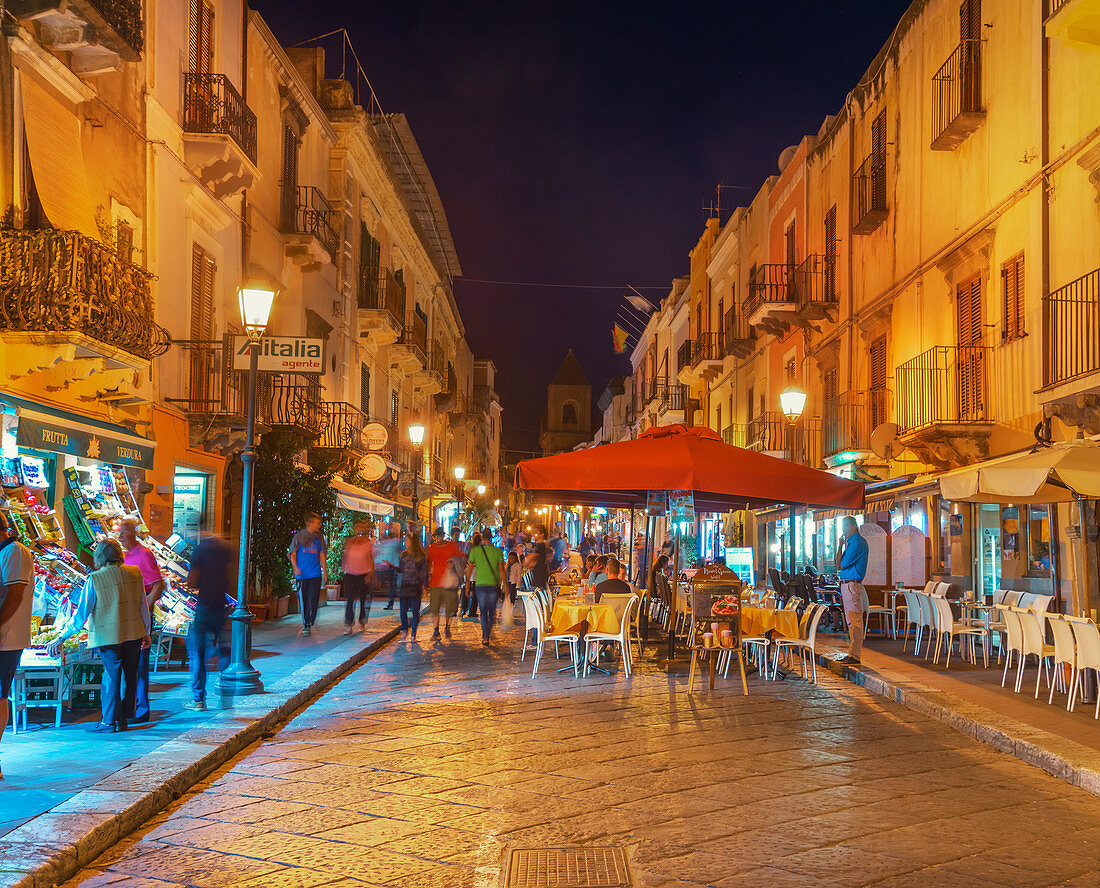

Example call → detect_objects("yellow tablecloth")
740 607 801 640
550 601 621 635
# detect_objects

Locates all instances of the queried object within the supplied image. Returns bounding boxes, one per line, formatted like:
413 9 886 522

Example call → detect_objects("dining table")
739 606 802 640
550 596 632 675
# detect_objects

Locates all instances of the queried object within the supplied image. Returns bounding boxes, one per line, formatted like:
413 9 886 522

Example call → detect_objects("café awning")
331 478 395 516
937 440 1100 504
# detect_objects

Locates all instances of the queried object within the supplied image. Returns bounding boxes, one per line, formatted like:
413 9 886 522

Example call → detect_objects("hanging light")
779 384 807 423
408 423 426 447
453 465 465 481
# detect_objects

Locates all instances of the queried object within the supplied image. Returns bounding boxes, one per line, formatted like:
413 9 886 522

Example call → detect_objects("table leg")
738 650 749 695
688 651 697 694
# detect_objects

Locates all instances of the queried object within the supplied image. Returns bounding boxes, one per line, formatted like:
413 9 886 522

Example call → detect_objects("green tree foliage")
250 432 337 600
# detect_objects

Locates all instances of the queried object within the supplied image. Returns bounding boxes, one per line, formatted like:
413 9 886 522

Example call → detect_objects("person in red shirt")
118 518 165 724
427 527 465 641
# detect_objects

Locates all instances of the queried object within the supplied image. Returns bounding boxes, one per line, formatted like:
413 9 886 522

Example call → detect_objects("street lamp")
408 423 426 530
779 384 807 423
221 276 278 694
453 465 465 482
477 484 486 496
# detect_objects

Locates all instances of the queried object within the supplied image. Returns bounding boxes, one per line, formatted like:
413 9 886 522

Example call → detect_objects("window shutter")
188 0 214 74
956 274 984 419
1002 253 1024 341
869 336 887 428
189 244 216 405
824 206 837 299
360 363 370 415
871 111 887 210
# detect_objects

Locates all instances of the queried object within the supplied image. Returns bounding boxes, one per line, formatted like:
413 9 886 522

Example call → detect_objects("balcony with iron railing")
822 390 891 458
183 73 257 163
852 152 888 234
676 341 693 376
1043 266 1100 389
392 311 427 367
315 402 370 456
0 228 166 363
931 39 984 150
357 265 406 344
745 264 798 326
790 255 837 325
411 339 446 395
725 415 821 467
896 345 991 432
652 381 687 416
723 306 753 359
281 185 339 260
265 372 323 439
678 333 724 384
10 0 143 66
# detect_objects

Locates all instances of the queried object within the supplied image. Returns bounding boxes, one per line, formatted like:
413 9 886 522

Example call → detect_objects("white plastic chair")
912 592 936 659
899 589 921 651
1066 616 1100 719
772 604 827 684
530 604 581 677
583 595 638 677
931 595 987 668
998 605 1024 688
1013 606 1055 697
1002 590 1022 607
860 586 896 639
518 592 541 660
1029 595 1053 616
1046 613 1077 707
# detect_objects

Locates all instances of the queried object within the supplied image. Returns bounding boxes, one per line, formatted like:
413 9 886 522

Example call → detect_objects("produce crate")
69 662 104 709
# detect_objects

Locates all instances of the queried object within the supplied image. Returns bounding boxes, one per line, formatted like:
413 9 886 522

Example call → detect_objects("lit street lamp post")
779 383 807 577
453 465 465 532
409 423 425 532
221 279 277 694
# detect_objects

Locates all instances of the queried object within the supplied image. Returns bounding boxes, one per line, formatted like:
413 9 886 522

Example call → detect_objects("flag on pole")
612 323 630 354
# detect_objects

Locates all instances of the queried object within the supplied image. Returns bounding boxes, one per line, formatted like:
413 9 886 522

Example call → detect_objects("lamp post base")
219 606 263 694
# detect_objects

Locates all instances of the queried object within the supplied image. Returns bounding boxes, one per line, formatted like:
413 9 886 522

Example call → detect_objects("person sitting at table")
590 555 610 586
594 557 631 602
582 554 598 582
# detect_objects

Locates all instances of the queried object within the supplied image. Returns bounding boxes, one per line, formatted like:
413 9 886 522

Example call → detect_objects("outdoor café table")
550 599 628 675
740 606 801 640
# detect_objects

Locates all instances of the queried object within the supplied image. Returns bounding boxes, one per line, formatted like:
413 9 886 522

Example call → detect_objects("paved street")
65 618 1100 888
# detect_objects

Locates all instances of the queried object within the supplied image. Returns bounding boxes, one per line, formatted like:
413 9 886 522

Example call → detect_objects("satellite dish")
870 422 900 460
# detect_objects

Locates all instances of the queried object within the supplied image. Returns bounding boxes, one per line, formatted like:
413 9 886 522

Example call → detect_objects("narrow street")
65 621 1100 888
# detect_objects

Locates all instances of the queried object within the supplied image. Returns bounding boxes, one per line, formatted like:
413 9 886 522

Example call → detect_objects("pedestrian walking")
48 539 149 732
525 524 550 590
836 516 869 665
397 530 429 642
0 518 33 778
289 512 327 636
465 532 507 646
506 550 522 603
427 527 464 640
375 524 400 610
342 522 375 634
118 518 165 724
182 534 233 711
549 531 567 574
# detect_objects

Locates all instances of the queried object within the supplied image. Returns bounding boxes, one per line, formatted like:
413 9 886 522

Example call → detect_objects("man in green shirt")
465 531 507 647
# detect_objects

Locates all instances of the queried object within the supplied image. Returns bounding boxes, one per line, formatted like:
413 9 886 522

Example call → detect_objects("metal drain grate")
507 846 632 888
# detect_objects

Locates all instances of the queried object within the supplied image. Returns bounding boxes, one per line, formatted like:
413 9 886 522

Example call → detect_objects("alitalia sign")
232 336 325 374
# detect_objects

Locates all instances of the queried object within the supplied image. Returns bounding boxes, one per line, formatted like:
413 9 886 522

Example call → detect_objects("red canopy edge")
514 425 865 511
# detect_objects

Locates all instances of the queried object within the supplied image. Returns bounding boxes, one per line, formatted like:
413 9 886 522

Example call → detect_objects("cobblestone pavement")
65 618 1100 888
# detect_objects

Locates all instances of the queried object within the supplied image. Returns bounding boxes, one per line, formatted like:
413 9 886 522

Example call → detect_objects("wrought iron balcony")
1043 266 1100 388
652 381 687 415
723 306 753 358
265 373 323 439
397 311 428 365
931 39 984 150
281 185 338 259
87 0 142 53
852 152 888 234
316 402 370 455
745 412 822 467
790 255 832 306
0 228 166 361
357 264 406 343
183 73 257 163
896 345 991 432
689 333 723 367
676 341 693 375
822 390 891 458
745 264 797 324
722 423 746 448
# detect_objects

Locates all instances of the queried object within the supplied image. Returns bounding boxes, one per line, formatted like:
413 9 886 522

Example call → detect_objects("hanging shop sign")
359 453 387 482
18 417 154 469
647 489 668 513
362 422 389 451
669 489 695 526
232 336 325 374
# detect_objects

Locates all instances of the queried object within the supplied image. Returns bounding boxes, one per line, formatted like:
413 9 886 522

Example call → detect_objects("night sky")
255 1 912 459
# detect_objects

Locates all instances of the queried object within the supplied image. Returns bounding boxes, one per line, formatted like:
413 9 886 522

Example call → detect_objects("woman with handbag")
397 531 429 642
465 532 507 647
427 527 465 641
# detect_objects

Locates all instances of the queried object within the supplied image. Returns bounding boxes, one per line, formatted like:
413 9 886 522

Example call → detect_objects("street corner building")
0 1 504 679
589 0 1100 615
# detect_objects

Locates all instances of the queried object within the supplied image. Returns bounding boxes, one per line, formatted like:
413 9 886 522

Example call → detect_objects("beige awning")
938 441 1100 504
20 75 98 238
332 478 395 516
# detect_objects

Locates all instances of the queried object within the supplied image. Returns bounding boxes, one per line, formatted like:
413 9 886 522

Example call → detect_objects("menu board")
723 546 756 587
669 489 695 525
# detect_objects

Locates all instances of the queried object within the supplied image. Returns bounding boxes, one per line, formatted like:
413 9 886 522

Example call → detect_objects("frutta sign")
232 336 324 373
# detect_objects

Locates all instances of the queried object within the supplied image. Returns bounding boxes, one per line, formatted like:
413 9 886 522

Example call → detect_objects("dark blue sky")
256 1 912 456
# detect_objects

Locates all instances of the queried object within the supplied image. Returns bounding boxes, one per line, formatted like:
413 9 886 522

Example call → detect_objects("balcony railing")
358 265 406 322
429 340 445 379
266 373 323 437
1043 266 1100 387
746 264 794 318
281 185 339 258
399 312 428 363
822 390 892 457
652 381 687 413
790 255 832 306
931 39 983 150
690 333 724 366
0 228 165 360
852 152 888 234
722 424 745 448
896 345 990 432
182 73 257 163
676 340 693 374
741 412 822 467
87 0 143 53
317 402 369 454
723 306 752 356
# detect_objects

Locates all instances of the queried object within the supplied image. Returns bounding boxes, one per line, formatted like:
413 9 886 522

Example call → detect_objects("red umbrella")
515 424 864 511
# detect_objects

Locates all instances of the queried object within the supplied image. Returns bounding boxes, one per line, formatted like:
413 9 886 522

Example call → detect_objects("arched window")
562 402 577 425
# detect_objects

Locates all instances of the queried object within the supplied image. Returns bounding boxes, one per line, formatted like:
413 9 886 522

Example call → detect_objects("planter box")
247 603 269 623
272 596 291 618
321 585 337 607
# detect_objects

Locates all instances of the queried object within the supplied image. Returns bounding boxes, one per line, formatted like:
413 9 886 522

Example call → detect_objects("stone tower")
539 349 592 456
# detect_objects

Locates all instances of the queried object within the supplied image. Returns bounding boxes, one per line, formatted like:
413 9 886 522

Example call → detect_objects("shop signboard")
362 422 389 451
232 336 325 374
18 418 154 469
359 453 387 482
669 489 695 525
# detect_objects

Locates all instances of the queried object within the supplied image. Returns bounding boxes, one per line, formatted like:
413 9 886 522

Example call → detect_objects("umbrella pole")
628 507 635 583
668 528 680 661
639 512 653 649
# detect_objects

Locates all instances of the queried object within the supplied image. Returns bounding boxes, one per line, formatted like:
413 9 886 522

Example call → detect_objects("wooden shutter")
785 222 797 269
189 244 216 404
960 0 982 111
360 363 370 415
390 389 399 428
824 206 837 299
281 124 298 228
188 0 214 74
956 274 984 419
823 368 838 404
871 111 887 210
869 336 888 428
1002 253 1024 341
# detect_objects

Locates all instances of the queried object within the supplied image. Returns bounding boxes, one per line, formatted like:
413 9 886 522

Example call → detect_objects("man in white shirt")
0 518 34 779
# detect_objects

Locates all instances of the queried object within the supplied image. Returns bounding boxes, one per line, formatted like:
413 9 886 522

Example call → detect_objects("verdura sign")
232 336 325 374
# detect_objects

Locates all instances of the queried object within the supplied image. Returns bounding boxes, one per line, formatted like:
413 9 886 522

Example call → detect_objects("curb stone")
810 646 1100 797
0 622 405 888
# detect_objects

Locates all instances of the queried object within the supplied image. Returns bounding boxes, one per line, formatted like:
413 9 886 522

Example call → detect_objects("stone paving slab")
1 606 423 888
56 618 1100 888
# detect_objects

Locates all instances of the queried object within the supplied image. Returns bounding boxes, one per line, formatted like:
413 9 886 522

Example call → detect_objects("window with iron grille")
1002 253 1025 342
360 363 370 415
390 389 399 428
869 336 888 428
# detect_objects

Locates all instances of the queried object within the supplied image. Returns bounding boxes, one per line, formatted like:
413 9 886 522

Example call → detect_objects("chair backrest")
804 603 827 644
1002 590 1022 607
759 592 776 608
783 596 802 611
932 582 950 598
932 595 954 631
998 605 1023 653
922 580 937 596
901 589 918 624
1066 616 1100 671
1047 613 1076 666
619 595 640 637
1012 606 1045 656
519 593 545 636
1028 594 1053 615
990 589 1008 606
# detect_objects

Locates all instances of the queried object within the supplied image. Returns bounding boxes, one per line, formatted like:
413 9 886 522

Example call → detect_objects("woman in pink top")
342 522 376 634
